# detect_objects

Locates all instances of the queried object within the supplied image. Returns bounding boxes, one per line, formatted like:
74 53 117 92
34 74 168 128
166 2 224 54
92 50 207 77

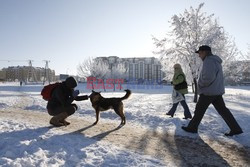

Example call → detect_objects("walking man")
182 45 243 136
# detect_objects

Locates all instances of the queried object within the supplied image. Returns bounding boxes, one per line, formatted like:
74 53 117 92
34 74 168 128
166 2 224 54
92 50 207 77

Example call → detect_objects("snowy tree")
91 60 109 80
224 45 250 85
92 59 110 91
111 63 127 91
77 57 93 79
77 57 110 91
244 44 250 60
153 3 239 102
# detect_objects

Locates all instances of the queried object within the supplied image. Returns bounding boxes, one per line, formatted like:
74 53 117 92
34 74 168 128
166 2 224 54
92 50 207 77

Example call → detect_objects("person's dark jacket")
47 82 88 110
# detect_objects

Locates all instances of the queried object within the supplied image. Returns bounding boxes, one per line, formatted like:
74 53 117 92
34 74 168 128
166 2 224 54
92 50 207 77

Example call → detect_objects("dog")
89 89 131 125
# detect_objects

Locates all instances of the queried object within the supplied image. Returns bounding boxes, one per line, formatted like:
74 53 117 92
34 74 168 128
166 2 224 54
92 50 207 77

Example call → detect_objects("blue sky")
0 0 249 75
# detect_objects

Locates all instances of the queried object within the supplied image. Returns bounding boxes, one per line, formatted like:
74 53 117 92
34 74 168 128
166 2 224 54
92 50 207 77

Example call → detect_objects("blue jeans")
168 94 192 118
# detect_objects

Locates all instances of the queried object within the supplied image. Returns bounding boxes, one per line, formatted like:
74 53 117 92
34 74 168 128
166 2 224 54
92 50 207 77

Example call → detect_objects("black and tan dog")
89 89 131 125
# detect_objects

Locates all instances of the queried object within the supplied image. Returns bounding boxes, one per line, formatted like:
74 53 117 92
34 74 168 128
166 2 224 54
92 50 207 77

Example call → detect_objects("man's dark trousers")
187 94 242 132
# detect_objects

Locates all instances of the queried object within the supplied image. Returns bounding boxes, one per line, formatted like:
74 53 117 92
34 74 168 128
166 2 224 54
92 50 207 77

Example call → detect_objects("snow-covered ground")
0 119 165 167
0 82 250 166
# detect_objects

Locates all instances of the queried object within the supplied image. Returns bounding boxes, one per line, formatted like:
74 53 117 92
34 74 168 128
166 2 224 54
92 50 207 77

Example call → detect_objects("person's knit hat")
173 63 182 69
195 45 211 53
65 76 77 88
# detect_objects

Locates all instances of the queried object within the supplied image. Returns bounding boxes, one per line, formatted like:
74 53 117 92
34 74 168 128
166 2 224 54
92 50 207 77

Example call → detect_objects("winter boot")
60 119 70 126
166 112 174 117
58 112 70 126
50 116 64 127
50 112 68 127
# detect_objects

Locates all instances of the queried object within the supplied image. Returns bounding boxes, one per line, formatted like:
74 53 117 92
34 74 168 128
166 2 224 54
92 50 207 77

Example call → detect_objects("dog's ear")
99 91 101 94
92 90 95 93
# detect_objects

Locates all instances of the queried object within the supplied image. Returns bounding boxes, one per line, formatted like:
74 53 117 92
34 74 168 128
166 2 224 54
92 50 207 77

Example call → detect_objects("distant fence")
240 82 250 86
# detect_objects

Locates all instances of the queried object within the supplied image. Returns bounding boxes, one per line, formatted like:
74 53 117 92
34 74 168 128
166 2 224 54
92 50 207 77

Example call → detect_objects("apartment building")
0 70 6 81
95 56 165 83
2 66 56 82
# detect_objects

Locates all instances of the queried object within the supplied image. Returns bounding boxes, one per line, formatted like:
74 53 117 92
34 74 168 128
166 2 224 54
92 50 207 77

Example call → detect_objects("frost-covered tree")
77 57 93 79
245 44 250 60
225 60 250 85
77 57 110 91
224 45 250 85
153 3 239 102
92 60 110 91
112 63 126 79
111 63 127 90
91 60 109 80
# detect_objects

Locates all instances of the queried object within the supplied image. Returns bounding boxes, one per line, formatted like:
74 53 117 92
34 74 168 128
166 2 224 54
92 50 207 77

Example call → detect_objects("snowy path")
1 83 250 166
1 108 250 167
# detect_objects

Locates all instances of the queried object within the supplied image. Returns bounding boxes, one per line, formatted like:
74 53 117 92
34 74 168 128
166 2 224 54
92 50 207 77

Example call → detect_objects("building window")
124 61 129 73
158 65 162 81
135 64 139 79
129 64 133 79
139 62 143 79
144 64 148 80
152 65 156 80
148 64 152 80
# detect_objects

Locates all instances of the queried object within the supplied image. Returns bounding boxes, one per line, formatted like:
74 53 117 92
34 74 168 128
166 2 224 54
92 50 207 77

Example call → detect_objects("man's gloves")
72 89 89 101
73 90 80 98
75 95 89 101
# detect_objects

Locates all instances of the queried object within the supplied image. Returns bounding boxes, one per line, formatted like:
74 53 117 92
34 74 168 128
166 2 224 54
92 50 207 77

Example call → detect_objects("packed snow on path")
0 118 166 167
0 82 250 166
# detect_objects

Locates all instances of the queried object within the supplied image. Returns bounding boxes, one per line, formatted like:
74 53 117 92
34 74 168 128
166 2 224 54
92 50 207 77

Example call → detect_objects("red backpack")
41 82 61 101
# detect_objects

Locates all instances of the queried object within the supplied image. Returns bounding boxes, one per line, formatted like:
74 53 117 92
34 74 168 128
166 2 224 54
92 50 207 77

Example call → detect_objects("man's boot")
58 112 70 126
59 105 77 125
50 112 68 127
60 119 70 126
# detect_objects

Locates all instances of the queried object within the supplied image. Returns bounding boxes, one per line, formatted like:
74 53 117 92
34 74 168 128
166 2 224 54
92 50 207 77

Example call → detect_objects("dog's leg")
120 104 126 125
116 103 126 125
93 110 100 125
116 111 124 125
121 112 126 125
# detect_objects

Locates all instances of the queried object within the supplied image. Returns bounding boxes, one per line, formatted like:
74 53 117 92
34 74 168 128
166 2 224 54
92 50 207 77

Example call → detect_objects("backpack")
174 80 188 90
174 74 188 90
41 82 61 101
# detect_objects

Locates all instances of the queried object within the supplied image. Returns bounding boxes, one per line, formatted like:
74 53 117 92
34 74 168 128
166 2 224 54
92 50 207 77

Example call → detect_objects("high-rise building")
95 56 165 83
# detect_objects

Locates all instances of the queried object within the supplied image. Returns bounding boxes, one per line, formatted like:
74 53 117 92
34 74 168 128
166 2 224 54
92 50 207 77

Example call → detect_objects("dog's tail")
120 89 131 101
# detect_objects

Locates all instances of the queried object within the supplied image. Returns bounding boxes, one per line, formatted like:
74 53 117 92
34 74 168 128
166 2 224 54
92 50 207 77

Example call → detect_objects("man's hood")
206 54 223 64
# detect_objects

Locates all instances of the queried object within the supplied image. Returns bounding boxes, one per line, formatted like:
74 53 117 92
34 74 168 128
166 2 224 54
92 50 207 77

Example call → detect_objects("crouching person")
47 76 88 127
